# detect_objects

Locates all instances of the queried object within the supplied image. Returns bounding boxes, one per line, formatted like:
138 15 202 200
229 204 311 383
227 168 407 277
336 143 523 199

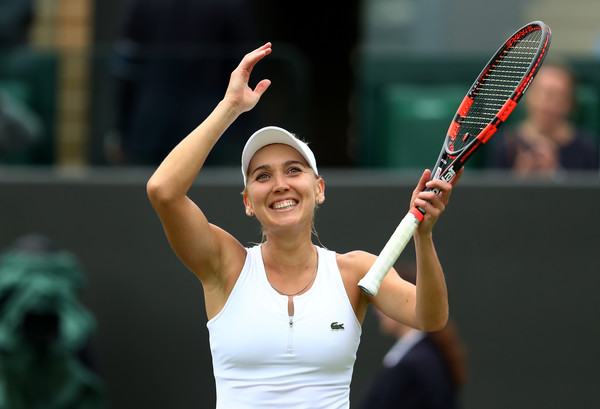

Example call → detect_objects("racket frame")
432 21 552 184
358 21 551 297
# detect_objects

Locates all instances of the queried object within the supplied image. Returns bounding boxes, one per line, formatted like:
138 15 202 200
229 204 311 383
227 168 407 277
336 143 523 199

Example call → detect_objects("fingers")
424 178 453 205
422 167 462 202
413 169 457 214
239 42 272 74
225 43 272 112
410 169 431 204
411 167 462 234
253 79 272 97
415 169 432 193
413 192 444 216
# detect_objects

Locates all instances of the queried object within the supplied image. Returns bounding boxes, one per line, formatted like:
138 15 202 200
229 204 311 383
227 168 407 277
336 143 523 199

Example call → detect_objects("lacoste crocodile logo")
330 322 345 330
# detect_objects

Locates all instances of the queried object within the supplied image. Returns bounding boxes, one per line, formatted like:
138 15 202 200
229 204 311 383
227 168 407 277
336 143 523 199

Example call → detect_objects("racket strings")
450 29 543 152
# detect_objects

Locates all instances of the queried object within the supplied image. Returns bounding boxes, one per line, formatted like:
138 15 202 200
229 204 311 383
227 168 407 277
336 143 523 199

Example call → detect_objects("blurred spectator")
105 0 258 166
0 90 43 163
360 263 467 409
0 0 46 164
487 62 599 176
0 234 107 409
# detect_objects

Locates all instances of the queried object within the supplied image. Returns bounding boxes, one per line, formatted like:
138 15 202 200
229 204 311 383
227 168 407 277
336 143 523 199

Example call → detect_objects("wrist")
414 229 433 244
217 98 244 119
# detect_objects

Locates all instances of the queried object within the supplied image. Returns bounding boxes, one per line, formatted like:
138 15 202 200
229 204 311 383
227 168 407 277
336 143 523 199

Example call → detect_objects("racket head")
433 21 552 182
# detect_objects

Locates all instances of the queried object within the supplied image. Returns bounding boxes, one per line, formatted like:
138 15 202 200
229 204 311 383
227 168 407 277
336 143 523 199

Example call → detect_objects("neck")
261 238 318 298
261 236 316 273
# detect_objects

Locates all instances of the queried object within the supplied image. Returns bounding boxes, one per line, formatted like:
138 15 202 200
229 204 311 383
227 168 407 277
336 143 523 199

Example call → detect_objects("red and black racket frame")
431 21 552 185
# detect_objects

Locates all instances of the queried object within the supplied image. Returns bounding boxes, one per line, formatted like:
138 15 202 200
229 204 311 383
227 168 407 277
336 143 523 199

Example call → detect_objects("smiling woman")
242 128 324 241
146 43 459 409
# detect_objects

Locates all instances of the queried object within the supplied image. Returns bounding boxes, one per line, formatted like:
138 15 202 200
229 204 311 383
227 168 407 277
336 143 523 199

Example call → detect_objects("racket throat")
434 162 461 183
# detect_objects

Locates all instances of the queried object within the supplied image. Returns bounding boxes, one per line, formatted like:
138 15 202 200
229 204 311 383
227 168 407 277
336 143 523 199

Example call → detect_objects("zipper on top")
287 315 294 354
286 295 295 354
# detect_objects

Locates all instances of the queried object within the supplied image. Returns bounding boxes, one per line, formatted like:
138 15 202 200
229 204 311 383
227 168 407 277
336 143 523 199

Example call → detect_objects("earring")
246 210 254 216
316 198 322 204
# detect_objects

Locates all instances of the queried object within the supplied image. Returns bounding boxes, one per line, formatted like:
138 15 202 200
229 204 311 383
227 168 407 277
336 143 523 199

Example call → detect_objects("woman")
147 43 460 409
487 62 599 175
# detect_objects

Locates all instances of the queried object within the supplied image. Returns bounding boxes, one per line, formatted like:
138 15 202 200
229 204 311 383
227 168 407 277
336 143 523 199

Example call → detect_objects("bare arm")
370 169 462 331
146 43 272 285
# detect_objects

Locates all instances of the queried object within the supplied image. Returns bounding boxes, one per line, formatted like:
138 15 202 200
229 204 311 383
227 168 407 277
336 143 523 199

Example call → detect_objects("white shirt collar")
382 329 426 368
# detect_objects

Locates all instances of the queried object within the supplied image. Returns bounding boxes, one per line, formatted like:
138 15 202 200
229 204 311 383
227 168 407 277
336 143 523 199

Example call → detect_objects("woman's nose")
274 184 289 193
273 174 290 193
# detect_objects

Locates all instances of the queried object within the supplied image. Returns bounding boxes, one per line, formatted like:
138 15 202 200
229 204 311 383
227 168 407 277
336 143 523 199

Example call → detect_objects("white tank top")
207 245 362 409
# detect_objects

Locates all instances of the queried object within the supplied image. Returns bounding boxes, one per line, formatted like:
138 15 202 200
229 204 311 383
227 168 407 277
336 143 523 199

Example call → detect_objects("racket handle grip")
358 209 423 296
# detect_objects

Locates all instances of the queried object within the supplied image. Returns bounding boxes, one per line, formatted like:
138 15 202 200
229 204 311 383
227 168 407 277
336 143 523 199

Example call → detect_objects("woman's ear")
315 177 325 204
243 192 254 217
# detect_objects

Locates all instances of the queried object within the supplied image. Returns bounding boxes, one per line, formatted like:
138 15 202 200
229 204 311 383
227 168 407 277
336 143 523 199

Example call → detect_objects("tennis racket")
358 21 552 296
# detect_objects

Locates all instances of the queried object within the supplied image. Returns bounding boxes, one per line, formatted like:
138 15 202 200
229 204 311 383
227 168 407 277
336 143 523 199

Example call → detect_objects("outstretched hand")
410 168 463 234
224 43 272 114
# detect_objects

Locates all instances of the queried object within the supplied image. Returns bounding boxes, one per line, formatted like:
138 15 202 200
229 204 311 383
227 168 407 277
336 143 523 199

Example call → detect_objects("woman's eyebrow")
284 160 306 168
249 164 271 177
250 160 306 177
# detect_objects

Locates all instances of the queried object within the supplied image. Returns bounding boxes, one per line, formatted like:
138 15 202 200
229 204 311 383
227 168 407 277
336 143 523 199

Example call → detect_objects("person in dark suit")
360 264 467 409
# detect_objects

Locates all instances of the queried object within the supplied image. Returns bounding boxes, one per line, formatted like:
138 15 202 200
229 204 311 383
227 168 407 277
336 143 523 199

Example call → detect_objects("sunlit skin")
147 42 461 336
243 143 324 240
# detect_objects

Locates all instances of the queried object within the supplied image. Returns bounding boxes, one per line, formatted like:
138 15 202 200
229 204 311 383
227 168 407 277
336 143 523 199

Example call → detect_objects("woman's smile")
271 199 298 211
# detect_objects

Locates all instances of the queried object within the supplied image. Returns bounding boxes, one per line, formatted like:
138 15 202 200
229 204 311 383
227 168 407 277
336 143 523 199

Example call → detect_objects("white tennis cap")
241 126 318 186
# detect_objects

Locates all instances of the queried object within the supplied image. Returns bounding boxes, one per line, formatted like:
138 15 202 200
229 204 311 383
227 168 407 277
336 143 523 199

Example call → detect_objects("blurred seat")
356 54 600 169
377 84 467 169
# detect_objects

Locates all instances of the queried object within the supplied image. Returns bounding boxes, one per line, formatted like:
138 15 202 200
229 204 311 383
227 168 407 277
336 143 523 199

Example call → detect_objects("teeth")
273 200 297 210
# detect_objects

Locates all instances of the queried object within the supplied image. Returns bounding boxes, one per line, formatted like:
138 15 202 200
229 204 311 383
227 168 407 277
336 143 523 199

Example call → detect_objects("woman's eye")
288 167 301 174
256 173 269 181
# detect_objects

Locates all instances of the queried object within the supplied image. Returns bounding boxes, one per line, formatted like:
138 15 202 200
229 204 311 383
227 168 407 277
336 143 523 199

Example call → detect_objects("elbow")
420 311 449 332
423 318 448 333
146 176 176 207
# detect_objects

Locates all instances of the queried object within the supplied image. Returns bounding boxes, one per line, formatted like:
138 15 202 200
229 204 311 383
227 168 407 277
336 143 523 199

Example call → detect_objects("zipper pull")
287 316 294 355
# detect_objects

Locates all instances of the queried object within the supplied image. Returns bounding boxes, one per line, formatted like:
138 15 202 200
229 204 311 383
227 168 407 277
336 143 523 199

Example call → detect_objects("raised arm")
146 43 272 286
371 169 462 331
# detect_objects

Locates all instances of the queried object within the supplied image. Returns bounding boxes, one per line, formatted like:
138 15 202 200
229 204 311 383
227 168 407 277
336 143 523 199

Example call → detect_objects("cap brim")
241 126 318 185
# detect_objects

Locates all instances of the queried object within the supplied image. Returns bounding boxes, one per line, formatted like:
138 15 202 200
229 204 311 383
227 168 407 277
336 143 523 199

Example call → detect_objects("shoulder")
562 129 600 168
404 338 456 392
336 249 376 263
571 129 599 151
336 250 376 322
399 338 444 373
336 250 376 281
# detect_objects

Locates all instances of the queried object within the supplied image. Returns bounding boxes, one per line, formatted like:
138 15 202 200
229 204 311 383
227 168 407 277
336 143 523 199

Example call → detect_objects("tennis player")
146 43 461 409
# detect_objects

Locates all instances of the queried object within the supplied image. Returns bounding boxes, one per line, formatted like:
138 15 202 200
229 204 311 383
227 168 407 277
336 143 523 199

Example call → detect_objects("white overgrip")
357 211 421 296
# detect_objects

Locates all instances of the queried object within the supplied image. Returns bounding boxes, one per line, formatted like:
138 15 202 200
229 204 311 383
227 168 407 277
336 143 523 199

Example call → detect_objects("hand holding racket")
410 168 463 235
358 21 552 296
